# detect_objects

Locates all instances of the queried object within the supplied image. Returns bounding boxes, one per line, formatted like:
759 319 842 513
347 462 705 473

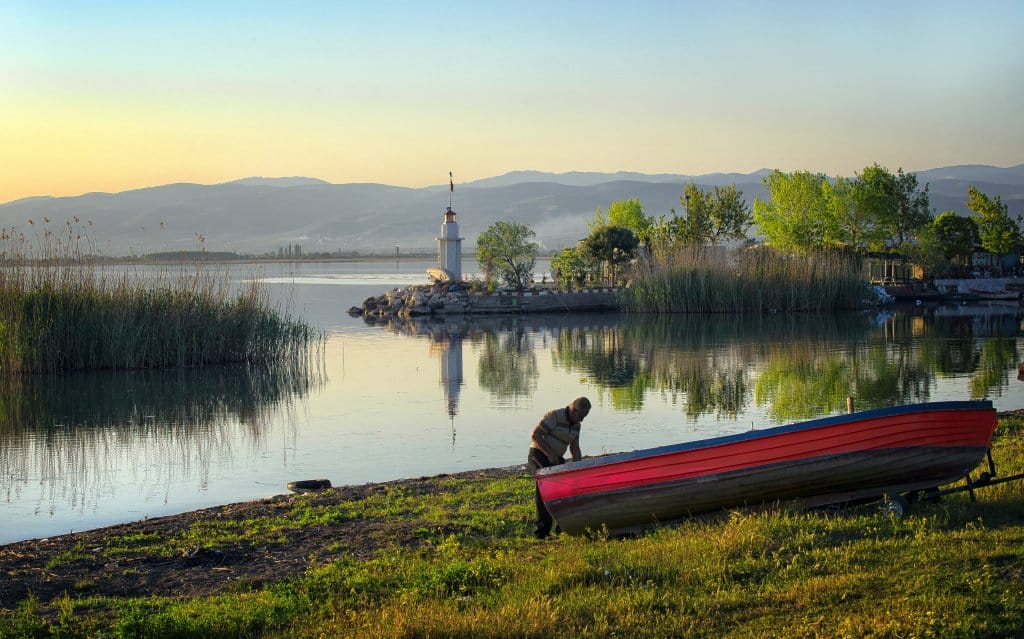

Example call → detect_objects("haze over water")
3 258 1024 545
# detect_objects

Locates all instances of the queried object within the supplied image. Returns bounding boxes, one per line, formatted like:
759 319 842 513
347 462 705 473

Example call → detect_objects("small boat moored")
536 401 999 534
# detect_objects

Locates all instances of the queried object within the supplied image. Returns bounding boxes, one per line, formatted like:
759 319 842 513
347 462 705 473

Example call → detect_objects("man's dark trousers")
528 447 563 538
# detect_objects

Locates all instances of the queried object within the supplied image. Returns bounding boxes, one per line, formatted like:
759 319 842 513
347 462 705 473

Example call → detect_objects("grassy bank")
0 224 317 373
622 245 871 313
2 416 1023 638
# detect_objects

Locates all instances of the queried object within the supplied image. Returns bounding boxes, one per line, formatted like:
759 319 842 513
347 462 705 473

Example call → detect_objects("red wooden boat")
536 401 998 534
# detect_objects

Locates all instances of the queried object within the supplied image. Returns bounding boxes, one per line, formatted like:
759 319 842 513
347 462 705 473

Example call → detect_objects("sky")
1 0 1023 203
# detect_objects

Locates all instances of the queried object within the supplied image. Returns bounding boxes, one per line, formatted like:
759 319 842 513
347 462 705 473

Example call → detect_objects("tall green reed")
622 244 871 313
0 219 318 373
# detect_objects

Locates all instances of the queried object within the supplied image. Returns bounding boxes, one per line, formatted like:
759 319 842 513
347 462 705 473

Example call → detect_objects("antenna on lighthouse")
448 171 454 209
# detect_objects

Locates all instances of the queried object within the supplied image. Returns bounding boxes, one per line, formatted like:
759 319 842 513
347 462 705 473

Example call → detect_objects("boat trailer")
884 450 1024 517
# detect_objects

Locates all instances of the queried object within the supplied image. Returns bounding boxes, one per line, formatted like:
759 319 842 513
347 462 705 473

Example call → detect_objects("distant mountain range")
3 165 1023 255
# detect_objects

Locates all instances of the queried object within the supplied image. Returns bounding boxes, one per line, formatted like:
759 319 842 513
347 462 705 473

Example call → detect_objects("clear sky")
2 1 1022 202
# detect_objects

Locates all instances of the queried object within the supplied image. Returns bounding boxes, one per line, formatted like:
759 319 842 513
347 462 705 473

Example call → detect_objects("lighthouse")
434 172 463 281
437 206 463 280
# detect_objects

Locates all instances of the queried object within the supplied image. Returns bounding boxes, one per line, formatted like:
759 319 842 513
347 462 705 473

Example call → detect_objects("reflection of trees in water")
0 358 323 510
476 329 538 401
887 307 1022 401
379 306 1022 423
554 314 877 419
551 326 648 410
970 338 1018 399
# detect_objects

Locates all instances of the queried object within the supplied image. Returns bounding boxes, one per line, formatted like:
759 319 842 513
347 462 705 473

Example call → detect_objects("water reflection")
0 360 323 513
555 312 884 420
374 303 1024 425
367 314 542 411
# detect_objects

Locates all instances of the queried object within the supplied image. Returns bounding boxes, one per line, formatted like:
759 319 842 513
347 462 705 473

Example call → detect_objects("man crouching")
527 396 591 539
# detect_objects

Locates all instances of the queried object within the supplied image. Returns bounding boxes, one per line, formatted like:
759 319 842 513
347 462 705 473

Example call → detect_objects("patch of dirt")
0 465 526 611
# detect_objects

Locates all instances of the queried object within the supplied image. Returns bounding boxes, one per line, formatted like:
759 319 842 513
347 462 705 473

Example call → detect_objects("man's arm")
569 437 582 462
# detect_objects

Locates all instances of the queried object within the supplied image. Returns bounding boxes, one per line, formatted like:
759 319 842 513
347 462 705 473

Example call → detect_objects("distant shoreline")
15 253 557 266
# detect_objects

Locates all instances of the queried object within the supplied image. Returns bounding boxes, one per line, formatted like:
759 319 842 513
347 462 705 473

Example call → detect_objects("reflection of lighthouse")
439 333 464 417
430 329 464 446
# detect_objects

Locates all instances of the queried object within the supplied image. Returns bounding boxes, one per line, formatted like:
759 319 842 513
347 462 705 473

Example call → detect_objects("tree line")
474 164 1022 290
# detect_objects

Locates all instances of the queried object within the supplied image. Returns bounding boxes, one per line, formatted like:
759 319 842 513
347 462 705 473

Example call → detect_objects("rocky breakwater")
348 283 621 319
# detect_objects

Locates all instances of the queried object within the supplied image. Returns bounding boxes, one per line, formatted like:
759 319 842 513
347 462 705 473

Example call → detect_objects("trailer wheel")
883 494 910 518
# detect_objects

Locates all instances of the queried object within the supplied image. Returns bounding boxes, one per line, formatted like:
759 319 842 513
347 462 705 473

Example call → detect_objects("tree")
752 170 831 253
931 211 979 266
672 183 713 244
910 223 952 278
649 182 751 249
967 186 1021 259
590 199 653 243
550 245 597 288
476 220 538 291
822 176 885 253
704 183 752 245
859 164 931 250
583 225 639 286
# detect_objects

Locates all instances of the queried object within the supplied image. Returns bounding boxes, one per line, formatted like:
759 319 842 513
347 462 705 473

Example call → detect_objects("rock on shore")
348 283 621 318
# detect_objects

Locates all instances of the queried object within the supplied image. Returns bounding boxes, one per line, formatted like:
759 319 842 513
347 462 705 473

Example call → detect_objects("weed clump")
0 219 317 372
622 244 870 313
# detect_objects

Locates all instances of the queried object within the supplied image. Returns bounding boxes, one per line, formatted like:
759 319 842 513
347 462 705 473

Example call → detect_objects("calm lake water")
4 258 1024 544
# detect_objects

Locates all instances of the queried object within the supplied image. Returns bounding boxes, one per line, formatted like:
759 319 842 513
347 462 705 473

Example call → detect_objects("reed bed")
0 221 317 373
622 244 871 313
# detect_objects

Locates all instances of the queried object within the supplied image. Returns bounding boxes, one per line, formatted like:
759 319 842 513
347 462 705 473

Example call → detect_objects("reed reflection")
0 359 323 512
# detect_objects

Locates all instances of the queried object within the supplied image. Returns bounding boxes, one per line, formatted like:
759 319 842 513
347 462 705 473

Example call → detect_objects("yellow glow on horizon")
3 82 1016 204
1 93 757 202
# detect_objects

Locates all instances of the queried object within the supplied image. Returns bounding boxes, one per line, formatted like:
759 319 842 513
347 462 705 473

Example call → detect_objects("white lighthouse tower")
435 172 463 281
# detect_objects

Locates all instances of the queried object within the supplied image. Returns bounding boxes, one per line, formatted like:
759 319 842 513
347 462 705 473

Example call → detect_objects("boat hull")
537 401 997 534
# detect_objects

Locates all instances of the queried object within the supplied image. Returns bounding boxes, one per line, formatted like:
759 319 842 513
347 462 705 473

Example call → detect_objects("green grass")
622 244 871 313
0 220 318 373
3 425 1023 638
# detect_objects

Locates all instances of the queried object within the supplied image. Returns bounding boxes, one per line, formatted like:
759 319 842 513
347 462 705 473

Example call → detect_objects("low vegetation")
2 415 1022 638
0 221 317 373
622 244 871 313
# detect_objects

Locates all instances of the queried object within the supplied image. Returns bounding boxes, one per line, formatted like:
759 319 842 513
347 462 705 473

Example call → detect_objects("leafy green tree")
909 223 952 278
550 245 598 288
476 220 538 291
704 183 752 245
672 183 713 244
931 211 979 266
822 176 885 253
859 165 931 250
752 170 831 253
590 199 653 242
967 186 1021 259
649 182 751 249
583 225 639 286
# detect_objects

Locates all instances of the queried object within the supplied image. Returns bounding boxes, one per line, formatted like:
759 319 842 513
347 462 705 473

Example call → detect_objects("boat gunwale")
536 400 995 478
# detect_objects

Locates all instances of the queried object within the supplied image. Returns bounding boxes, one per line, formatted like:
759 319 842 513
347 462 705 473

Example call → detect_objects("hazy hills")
2 165 1022 255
